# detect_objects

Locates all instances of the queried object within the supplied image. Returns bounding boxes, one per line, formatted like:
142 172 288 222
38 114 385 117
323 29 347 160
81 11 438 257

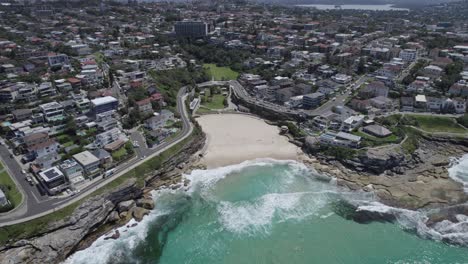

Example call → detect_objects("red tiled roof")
136 98 152 106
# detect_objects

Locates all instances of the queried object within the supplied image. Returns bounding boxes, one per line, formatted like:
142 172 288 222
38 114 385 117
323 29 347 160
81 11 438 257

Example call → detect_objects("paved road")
0 87 193 226
230 76 370 118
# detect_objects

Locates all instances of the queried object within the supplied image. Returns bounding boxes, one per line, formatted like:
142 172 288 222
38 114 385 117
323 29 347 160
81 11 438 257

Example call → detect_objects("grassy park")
353 130 401 147
409 115 467 134
0 162 23 213
204 64 239 81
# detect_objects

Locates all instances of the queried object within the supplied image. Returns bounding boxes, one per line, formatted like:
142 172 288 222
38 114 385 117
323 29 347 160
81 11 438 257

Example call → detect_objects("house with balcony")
38 82 56 98
39 102 65 122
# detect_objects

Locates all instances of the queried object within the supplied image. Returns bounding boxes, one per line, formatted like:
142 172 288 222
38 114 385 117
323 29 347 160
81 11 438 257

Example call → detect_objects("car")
26 176 34 186
21 169 26 174
9 154 14 159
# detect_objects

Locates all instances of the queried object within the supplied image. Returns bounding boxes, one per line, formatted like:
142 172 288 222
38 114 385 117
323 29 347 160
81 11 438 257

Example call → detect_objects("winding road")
0 87 193 227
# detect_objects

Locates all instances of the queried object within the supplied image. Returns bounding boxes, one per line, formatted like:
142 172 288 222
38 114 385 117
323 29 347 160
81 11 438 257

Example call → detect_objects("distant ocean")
66 159 468 264
296 4 409 11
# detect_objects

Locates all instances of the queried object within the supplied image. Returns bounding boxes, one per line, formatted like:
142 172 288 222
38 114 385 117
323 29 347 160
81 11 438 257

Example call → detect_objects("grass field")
202 94 226 110
111 147 127 161
409 115 467 133
0 165 23 212
204 64 239 81
353 131 400 147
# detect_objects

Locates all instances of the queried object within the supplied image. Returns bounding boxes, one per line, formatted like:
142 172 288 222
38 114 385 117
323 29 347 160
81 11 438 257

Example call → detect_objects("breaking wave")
65 159 468 264
448 154 468 193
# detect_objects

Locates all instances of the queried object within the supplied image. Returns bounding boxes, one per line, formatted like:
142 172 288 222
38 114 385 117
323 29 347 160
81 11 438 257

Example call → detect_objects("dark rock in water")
136 198 155 210
132 207 150 222
426 204 468 227
353 209 396 224
104 230 120 240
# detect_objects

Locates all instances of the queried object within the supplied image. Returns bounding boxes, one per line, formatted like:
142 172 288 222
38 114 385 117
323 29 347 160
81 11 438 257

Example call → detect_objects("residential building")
90 149 113 168
59 159 85 185
37 166 68 195
400 97 414 112
331 74 352 84
136 98 153 116
94 127 127 148
75 98 91 113
39 102 64 122
73 151 100 177
341 115 365 132
12 109 32 122
319 131 361 148
363 125 393 138
303 92 325 109
370 96 394 111
16 82 38 102
415 94 428 111
48 53 70 67
175 21 209 38
91 96 118 117
38 82 56 97
399 49 418 62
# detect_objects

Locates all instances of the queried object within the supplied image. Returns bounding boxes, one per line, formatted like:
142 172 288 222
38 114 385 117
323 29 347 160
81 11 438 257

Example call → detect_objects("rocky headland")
303 133 468 246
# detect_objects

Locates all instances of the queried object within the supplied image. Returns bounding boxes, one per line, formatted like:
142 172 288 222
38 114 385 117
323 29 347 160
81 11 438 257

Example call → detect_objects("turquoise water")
66 160 468 264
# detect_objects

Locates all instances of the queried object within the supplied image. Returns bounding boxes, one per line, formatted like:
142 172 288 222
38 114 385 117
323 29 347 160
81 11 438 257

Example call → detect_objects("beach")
196 114 301 168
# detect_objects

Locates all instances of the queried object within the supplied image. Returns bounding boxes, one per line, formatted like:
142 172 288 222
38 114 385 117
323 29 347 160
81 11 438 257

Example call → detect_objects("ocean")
65 159 468 264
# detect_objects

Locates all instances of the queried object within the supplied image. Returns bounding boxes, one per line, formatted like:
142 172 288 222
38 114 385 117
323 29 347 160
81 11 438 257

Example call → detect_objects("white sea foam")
64 190 172 264
65 159 310 264
357 201 468 246
217 191 326 235
448 154 468 193
184 158 308 193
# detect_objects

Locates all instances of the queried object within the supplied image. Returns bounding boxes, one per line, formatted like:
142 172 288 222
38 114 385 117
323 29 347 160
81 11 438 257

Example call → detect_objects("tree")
357 58 366 74
65 116 77 136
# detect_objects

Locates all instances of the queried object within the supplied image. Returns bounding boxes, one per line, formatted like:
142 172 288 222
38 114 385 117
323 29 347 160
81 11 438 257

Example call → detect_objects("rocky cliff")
306 135 468 210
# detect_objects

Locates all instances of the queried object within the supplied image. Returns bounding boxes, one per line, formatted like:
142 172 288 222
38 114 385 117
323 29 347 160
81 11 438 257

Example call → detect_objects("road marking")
31 192 40 203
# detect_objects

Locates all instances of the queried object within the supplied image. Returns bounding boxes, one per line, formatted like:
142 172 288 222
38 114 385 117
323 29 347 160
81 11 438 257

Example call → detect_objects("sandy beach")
197 114 301 168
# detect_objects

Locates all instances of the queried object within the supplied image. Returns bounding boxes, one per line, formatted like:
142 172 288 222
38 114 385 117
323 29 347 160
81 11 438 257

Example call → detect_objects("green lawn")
62 141 74 148
0 168 23 212
111 147 127 161
409 115 467 133
204 64 239 81
353 130 400 147
202 94 226 110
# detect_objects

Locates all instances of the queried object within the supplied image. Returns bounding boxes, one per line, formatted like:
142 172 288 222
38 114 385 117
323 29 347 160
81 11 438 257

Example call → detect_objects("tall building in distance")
174 21 209 38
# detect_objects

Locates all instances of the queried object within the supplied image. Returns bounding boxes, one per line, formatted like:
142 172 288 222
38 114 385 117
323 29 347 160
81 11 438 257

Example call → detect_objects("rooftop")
91 96 118 106
73 151 100 166
38 166 64 183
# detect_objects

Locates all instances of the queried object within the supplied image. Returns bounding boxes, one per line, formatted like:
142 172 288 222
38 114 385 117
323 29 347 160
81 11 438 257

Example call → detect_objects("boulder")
104 230 120 240
117 200 136 213
107 211 120 223
353 208 396 224
132 207 150 222
136 198 154 210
